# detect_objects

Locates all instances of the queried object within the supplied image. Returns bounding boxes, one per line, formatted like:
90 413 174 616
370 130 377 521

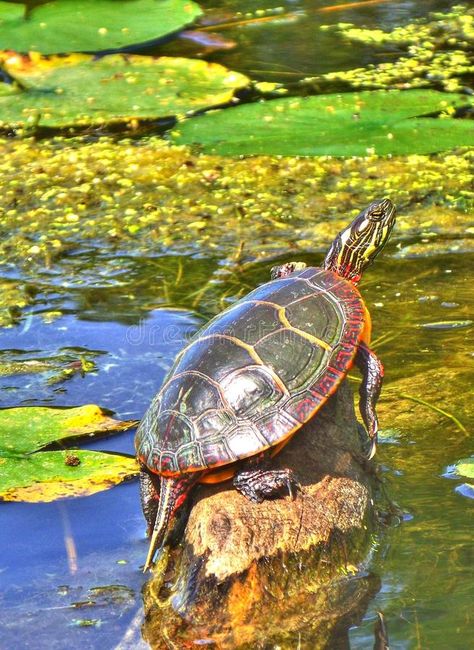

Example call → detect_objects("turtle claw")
142 544 169 575
287 473 302 500
367 438 377 460
287 476 295 500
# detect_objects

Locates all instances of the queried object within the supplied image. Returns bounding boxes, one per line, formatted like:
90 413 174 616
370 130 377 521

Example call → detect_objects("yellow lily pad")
0 450 138 502
0 404 136 455
0 52 250 129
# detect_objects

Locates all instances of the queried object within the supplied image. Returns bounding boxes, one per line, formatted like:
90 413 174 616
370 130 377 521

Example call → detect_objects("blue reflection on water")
0 307 199 648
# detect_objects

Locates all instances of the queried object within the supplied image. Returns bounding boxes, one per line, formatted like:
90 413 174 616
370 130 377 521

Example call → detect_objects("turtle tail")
143 472 202 572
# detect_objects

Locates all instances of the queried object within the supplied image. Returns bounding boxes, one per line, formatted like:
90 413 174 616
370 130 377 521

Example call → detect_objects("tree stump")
142 382 379 649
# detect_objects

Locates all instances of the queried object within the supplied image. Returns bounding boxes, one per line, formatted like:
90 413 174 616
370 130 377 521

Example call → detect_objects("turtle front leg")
139 464 161 536
233 455 299 503
270 261 306 279
144 472 204 572
354 341 384 460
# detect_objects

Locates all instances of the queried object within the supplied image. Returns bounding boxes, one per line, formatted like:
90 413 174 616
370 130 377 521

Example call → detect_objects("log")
142 381 379 649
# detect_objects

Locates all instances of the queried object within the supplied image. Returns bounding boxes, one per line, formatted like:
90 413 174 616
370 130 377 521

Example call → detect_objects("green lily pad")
0 449 138 502
0 0 202 54
172 89 474 156
0 52 250 128
452 458 474 480
0 79 17 97
0 404 136 456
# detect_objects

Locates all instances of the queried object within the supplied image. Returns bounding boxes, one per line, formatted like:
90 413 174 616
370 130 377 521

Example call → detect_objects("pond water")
1 0 473 648
162 0 458 82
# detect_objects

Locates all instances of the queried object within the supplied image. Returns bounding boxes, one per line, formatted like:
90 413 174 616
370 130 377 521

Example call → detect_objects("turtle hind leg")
354 341 384 459
233 456 299 503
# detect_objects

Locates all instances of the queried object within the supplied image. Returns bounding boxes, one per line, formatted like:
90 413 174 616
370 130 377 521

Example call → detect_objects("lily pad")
172 89 474 156
0 404 138 502
0 449 137 502
0 79 17 96
0 404 136 456
0 0 202 54
0 52 250 128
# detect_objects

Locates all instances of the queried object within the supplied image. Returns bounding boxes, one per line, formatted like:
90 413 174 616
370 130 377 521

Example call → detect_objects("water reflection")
158 0 460 82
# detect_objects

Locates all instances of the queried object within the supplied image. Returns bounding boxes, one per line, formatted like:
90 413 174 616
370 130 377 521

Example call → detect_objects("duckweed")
0 136 472 276
315 5 474 93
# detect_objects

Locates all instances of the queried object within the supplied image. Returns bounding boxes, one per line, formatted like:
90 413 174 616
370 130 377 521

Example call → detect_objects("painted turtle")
136 198 396 570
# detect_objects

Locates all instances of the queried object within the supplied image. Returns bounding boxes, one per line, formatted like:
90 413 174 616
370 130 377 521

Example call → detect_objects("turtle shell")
136 267 366 476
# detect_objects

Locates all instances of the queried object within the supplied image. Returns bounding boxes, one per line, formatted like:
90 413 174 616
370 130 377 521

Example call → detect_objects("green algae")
379 368 472 436
0 280 38 327
316 5 474 93
1 133 471 325
0 348 99 385
0 136 472 275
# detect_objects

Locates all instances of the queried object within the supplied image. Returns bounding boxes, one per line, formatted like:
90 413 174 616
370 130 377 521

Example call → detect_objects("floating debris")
455 483 474 499
420 320 473 330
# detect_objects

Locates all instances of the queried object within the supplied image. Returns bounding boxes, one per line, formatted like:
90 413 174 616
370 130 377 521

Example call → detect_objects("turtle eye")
367 206 388 222
367 198 395 222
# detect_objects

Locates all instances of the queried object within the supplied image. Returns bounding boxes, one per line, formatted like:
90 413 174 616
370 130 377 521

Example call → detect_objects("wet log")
142 381 379 649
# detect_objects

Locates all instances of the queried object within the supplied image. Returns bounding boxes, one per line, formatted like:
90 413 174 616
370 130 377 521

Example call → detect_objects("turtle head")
323 198 396 284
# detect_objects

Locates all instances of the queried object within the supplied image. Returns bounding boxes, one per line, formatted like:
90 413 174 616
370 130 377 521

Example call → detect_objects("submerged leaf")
0 404 136 455
0 52 250 128
0 359 57 376
0 348 100 383
0 450 138 502
172 89 474 156
0 0 202 54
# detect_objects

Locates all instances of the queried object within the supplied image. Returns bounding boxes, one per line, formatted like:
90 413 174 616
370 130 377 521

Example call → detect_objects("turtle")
135 198 396 570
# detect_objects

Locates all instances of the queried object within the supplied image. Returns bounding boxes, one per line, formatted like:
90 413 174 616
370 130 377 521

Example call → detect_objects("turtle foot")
270 261 306 280
233 467 300 504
